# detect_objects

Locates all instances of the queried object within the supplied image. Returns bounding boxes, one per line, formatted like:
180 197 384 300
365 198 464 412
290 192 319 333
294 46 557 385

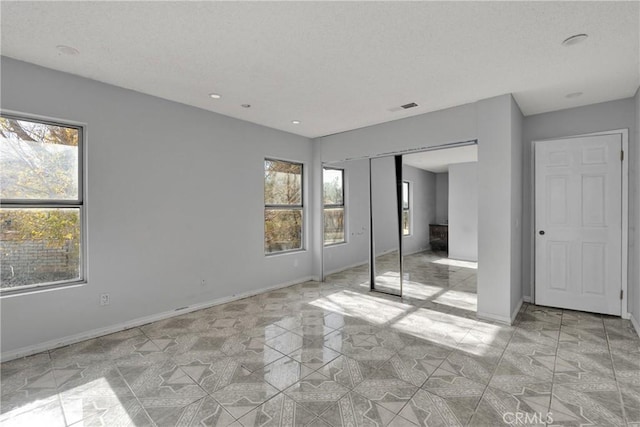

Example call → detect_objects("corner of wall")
630 313 640 338
311 141 324 280
633 86 640 323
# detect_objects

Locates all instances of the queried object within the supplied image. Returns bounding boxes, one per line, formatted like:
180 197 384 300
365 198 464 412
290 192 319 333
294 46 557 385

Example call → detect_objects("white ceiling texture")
1 1 638 138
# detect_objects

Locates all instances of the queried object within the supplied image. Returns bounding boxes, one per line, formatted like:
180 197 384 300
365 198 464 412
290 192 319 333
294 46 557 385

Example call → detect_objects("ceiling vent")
388 102 419 112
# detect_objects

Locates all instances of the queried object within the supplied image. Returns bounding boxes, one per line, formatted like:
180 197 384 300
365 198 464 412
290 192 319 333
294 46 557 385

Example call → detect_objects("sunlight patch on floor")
432 289 478 311
432 258 478 269
389 307 477 349
401 281 443 300
3 377 132 427
309 290 411 324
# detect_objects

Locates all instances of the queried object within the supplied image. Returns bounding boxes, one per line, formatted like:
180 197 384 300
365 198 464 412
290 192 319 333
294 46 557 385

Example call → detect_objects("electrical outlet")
201 279 206 287
100 293 110 306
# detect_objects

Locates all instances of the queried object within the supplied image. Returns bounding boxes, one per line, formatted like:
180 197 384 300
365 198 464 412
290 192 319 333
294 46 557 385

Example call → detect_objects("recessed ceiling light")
241 104 251 108
56 45 79 55
209 93 221 99
566 92 583 99
292 120 301 125
562 34 588 46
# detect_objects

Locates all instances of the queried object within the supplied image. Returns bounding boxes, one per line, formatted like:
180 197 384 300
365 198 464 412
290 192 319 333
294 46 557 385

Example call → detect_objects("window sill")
324 241 347 248
0 279 86 298
265 248 307 258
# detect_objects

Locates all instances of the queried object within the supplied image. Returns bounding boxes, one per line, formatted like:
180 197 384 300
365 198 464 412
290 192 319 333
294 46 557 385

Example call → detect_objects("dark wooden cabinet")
429 224 448 252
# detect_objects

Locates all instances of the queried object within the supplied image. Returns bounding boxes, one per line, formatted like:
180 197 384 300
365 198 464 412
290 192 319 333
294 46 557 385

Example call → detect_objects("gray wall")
448 162 478 261
0 57 316 356
371 156 400 256
320 103 476 163
322 159 370 275
435 173 449 224
403 165 436 255
521 98 637 318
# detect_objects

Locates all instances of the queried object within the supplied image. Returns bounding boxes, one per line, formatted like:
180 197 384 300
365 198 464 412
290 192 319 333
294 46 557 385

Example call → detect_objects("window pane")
265 160 302 205
1 208 81 288
265 208 303 253
324 207 345 245
323 169 343 205
403 209 410 235
402 182 409 209
0 117 80 200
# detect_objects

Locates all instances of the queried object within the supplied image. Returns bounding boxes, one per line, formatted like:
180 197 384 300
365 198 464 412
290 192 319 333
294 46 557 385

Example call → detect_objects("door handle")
539 230 545 235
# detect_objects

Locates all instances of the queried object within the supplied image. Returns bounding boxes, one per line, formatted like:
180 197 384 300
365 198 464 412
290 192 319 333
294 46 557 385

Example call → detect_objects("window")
264 159 303 254
402 181 410 235
0 114 84 292
323 167 345 245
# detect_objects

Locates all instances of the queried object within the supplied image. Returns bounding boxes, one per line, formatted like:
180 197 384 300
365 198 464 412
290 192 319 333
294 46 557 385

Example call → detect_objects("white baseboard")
477 311 512 325
448 254 478 262
403 247 431 257
324 260 368 277
523 296 531 303
630 314 640 338
477 299 523 326
0 276 314 363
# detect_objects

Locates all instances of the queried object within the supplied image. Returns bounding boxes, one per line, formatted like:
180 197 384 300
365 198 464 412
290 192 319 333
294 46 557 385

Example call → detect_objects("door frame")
531 129 629 318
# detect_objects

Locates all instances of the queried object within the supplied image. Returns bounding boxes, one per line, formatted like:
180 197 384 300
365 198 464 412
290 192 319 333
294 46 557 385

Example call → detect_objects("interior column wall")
476 95 518 322
632 88 639 329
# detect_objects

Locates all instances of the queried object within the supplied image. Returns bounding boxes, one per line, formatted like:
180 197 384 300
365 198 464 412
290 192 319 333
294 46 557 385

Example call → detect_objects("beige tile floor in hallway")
1 251 639 426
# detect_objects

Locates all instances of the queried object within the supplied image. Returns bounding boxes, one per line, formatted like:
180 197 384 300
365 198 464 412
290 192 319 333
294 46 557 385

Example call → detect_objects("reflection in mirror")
370 156 402 296
401 154 439 300
401 145 479 314
323 167 345 245
322 159 370 292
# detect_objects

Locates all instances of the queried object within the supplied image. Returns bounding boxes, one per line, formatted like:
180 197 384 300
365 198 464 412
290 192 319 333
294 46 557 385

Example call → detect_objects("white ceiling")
1 2 638 138
404 145 477 173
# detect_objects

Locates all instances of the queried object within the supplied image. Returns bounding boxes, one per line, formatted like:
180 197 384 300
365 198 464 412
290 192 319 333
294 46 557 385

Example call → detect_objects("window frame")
0 112 86 295
402 180 411 236
264 157 305 256
323 167 346 246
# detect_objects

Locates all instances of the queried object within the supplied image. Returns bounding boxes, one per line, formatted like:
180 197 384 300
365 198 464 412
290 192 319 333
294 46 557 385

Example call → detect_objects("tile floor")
1 251 639 426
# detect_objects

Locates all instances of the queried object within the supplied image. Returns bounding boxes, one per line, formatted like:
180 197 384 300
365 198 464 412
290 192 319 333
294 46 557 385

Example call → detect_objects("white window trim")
264 157 306 256
0 111 87 296
323 166 346 246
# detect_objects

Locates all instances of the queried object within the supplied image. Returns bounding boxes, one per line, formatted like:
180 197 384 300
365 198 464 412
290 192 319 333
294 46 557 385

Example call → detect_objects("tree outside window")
1 115 83 291
323 168 345 245
403 181 410 236
264 159 303 254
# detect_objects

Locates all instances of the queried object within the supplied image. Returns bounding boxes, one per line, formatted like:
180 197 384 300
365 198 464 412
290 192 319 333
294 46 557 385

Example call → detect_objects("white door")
535 134 622 315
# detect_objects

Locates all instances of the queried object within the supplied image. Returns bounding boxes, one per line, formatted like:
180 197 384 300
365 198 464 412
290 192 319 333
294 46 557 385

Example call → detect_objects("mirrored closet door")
369 155 403 296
